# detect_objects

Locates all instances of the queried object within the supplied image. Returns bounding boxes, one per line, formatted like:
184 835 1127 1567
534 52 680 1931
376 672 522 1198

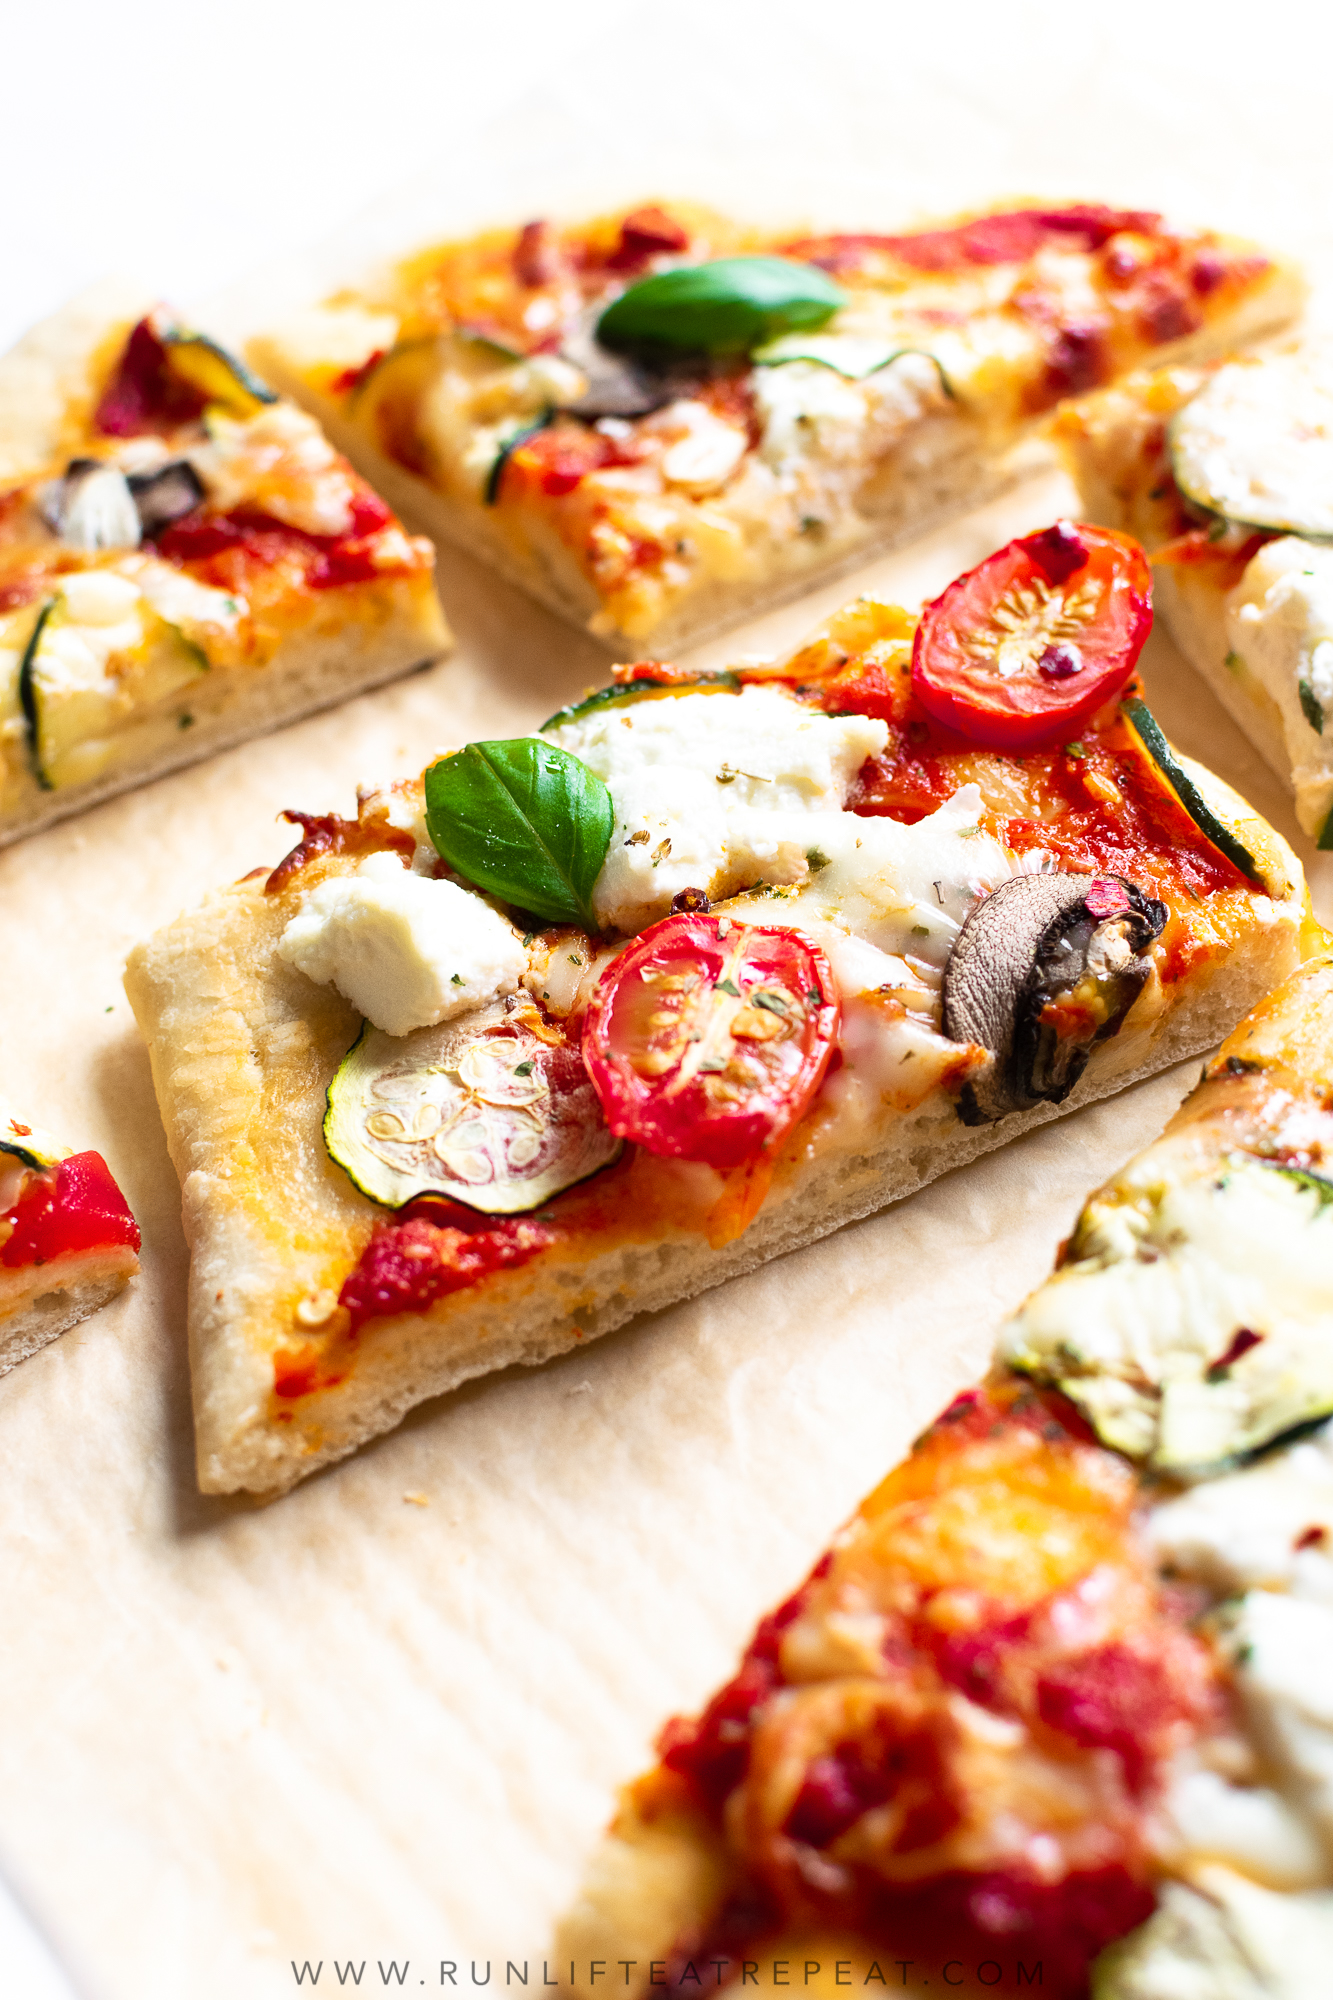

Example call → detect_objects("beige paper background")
5 22 1333 1997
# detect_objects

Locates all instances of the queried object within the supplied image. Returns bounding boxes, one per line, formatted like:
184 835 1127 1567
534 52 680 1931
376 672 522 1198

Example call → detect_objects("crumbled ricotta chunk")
543 685 887 932
277 852 527 1037
1097 1866 1333 1997
1227 539 1333 839
1225 1592 1333 1851
194 403 359 538
1150 1422 1333 1603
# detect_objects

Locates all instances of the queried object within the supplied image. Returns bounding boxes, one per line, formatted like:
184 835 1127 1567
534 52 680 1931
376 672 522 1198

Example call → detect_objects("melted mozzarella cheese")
1226 1593 1333 1852
194 402 360 537
1227 538 1333 839
543 686 887 933
1000 1157 1333 1471
1099 1866 1333 1997
1166 1766 1328 1891
1150 1422 1333 1602
278 852 527 1037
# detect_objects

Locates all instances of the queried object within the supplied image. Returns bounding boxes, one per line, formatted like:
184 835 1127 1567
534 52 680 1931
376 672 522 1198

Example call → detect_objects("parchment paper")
5 38 1333 2000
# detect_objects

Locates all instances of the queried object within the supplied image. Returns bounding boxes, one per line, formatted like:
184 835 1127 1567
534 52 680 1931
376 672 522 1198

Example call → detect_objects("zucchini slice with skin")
22 579 207 792
325 1000 621 1214
541 671 741 733
1121 697 1265 885
753 334 954 397
163 329 276 419
1168 349 1333 540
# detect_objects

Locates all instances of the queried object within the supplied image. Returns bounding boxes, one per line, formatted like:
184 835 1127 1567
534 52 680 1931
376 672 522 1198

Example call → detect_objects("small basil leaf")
424 739 613 928
597 257 844 356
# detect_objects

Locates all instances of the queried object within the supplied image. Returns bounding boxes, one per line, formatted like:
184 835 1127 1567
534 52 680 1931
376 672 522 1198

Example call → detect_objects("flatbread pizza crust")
124 759 1306 1499
1062 372 1295 793
0 1252 138 1377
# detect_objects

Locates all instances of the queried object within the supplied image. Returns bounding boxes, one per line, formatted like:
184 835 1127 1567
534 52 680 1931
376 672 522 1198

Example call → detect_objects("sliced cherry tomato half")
911 521 1153 751
582 914 840 1171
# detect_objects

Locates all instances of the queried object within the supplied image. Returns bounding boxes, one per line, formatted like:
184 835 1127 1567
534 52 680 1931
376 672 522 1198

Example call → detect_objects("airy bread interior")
0 1248 138 1377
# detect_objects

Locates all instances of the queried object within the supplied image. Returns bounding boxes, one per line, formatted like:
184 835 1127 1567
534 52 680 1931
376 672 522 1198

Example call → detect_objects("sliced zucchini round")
20 578 207 792
752 333 953 397
347 337 444 449
541 672 741 733
325 1000 621 1213
1169 349 1333 539
1121 697 1265 885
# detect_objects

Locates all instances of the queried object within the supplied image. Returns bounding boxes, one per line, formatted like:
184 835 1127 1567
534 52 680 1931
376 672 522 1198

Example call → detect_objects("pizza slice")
557 950 1333 1997
1060 340 1333 849
0 281 449 847
0 1102 140 1374
123 522 1309 1497
249 200 1302 657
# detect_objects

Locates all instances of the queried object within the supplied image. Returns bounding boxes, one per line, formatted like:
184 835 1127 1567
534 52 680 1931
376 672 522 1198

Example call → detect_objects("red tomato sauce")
334 1205 556 1342
653 1383 1203 1996
1 1153 140 1269
841 678 1247 918
784 205 1163 276
155 491 401 593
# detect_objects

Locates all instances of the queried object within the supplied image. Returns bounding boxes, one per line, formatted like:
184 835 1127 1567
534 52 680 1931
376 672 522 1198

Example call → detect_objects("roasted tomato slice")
582 915 839 1171
911 521 1153 750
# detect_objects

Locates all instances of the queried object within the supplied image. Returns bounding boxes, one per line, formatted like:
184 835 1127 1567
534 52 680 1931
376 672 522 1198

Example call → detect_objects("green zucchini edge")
1121 696 1265 886
540 670 742 733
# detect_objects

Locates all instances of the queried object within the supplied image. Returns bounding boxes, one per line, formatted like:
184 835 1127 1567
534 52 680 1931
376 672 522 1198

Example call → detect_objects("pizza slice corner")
0 284 450 847
0 1101 140 1375
248 198 1304 657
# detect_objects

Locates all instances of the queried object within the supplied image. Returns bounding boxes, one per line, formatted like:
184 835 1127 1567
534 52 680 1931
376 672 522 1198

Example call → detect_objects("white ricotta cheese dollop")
1226 1591 1333 1851
543 684 887 932
277 852 527 1037
1150 1421 1333 1603
1227 538 1333 840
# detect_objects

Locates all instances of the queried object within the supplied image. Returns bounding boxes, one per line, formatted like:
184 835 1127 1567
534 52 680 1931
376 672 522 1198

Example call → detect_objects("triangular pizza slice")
559 952 1333 1996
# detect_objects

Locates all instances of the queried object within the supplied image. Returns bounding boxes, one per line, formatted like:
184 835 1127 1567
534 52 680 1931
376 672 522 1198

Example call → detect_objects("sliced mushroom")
942 871 1167 1125
559 314 677 420
128 459 206 537
39 459 141 551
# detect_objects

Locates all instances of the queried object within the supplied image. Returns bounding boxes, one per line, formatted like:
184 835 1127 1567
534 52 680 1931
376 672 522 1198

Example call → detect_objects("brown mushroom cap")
943 871 1164 1125
560 318 677 420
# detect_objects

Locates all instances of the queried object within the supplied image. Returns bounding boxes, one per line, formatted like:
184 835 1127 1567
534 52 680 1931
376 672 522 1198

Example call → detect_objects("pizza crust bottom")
0 1246 138 1376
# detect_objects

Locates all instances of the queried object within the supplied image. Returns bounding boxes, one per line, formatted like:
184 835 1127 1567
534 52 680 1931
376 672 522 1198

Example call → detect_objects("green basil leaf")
597 257 844 356
424 739 613 927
